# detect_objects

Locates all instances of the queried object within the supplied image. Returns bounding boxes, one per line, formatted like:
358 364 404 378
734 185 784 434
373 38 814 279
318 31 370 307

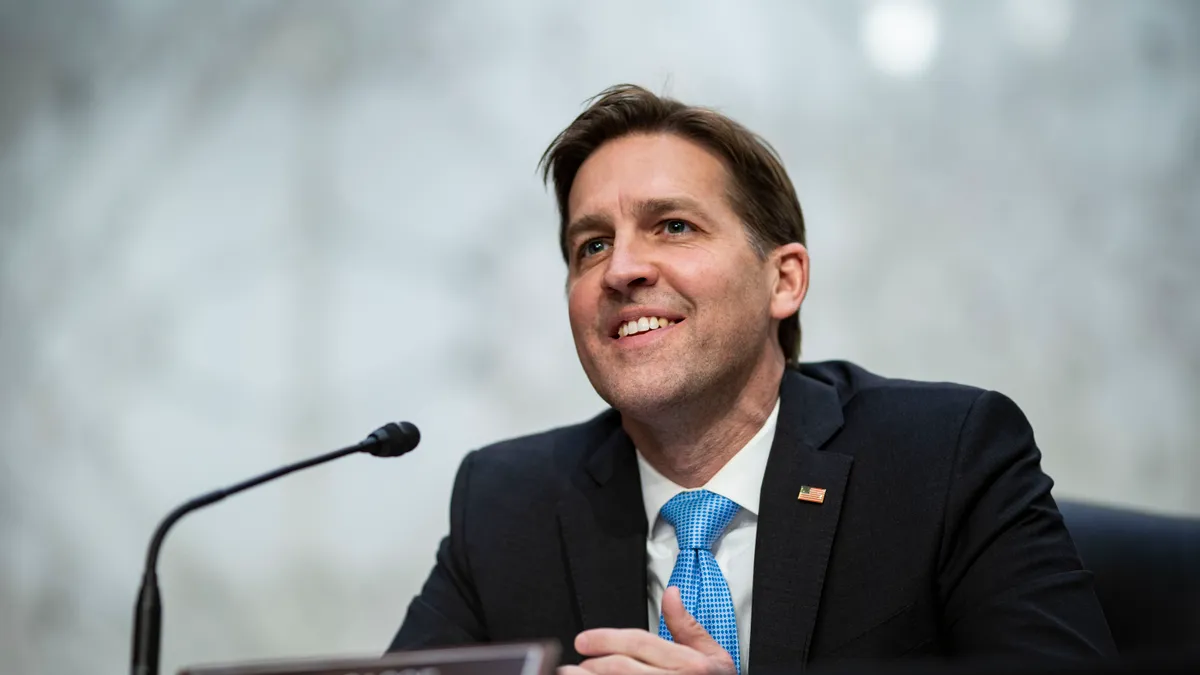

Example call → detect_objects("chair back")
1058 500 1200 654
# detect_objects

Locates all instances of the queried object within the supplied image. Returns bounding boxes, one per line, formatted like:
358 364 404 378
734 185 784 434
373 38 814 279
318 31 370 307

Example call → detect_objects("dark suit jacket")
388 361 1116 670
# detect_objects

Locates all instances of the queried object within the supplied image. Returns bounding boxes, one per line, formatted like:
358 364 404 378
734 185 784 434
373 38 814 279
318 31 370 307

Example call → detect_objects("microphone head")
361 421 421 457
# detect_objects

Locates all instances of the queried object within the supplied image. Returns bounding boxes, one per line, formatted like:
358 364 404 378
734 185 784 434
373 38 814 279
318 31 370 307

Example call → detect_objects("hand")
558 586 736 675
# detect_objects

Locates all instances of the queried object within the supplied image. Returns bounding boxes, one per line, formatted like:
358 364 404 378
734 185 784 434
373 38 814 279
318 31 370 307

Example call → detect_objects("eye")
578 238 610 259
663 219 692 235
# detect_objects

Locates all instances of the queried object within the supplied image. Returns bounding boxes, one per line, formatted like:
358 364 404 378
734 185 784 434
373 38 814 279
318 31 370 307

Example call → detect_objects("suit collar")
559 419 649 662
583 413 628 486
749 367 854 672
777 364 845 451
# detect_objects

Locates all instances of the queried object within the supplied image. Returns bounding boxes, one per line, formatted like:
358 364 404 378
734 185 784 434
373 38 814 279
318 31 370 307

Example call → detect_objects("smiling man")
387 85 1115 673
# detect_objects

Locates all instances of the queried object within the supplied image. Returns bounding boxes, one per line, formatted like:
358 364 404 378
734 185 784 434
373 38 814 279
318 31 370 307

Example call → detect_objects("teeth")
617 316 678 338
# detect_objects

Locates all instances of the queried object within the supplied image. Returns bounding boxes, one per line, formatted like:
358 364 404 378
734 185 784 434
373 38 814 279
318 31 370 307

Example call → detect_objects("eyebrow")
633 196 708 222
563 196 709 246
563 212 613 248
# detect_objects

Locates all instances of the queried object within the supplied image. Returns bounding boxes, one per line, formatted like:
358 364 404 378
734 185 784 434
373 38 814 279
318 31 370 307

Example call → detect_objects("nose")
602 235 658 296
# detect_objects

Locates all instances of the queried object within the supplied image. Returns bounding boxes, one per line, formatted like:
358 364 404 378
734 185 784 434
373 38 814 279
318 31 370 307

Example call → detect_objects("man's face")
564 132 783 417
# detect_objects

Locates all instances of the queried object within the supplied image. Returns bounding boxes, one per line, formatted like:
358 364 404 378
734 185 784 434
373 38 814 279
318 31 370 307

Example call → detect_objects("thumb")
661 586 725 658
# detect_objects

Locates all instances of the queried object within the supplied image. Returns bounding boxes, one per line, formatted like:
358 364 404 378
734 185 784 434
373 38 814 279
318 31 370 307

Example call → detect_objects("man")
387 85 1115 673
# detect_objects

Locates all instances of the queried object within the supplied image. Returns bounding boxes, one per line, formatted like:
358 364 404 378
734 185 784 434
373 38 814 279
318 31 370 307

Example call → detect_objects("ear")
769 242 809 320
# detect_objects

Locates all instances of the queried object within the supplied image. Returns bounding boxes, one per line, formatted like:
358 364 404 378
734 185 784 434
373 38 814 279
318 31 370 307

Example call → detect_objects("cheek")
671 250 764 303
658 248 716 296
566 282 596 336
687 259 774 327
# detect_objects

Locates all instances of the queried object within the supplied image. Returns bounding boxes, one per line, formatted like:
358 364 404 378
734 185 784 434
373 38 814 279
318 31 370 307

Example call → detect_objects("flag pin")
797 485 827 504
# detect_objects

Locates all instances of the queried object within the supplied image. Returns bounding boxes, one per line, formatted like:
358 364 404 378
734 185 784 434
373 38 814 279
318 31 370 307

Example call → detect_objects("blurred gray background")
1 0 1198 673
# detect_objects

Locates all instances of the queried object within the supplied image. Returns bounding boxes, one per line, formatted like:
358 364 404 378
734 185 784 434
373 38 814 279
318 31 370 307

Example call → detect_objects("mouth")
611 315 684 340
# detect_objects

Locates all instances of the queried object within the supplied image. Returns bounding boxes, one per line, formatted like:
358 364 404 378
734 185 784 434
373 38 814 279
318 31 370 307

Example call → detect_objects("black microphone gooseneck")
131 421 421 675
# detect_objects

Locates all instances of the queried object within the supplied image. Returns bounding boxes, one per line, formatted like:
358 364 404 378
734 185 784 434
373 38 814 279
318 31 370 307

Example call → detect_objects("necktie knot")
659 489 740 551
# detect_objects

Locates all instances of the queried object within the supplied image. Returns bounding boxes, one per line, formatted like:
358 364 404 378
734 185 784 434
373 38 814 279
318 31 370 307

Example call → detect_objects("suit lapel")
750 368 853 672
558 420 648 653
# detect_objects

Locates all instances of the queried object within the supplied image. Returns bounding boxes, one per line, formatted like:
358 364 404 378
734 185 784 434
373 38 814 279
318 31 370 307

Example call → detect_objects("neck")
624 350 785 488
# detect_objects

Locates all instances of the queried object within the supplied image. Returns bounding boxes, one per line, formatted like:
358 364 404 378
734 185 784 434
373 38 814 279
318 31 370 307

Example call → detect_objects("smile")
615 316 680 339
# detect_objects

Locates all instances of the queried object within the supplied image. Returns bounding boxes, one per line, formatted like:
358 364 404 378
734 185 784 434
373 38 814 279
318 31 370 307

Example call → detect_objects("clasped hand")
558 586 737 675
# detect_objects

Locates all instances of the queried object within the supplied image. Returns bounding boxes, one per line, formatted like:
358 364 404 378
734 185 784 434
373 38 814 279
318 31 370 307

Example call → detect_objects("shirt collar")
636 397 781 526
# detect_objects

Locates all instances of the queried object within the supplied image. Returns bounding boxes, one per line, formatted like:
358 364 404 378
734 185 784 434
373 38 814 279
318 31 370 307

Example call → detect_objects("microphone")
130 421 421 675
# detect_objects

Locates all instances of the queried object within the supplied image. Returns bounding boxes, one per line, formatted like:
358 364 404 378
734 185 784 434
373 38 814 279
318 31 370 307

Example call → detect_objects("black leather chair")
1058 500 1200 654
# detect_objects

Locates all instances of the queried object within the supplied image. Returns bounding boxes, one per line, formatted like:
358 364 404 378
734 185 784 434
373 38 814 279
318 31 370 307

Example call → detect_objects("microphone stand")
131 422 419 675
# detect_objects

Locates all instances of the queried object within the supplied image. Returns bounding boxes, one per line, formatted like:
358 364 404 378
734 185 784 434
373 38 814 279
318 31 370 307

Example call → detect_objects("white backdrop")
1 1 1198 673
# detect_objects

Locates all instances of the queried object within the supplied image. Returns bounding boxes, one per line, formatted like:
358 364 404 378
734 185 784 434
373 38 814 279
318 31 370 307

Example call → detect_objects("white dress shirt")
636 398 780 674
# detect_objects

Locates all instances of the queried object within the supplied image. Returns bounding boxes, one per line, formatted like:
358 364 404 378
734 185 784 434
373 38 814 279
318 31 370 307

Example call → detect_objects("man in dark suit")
387 85 1115 673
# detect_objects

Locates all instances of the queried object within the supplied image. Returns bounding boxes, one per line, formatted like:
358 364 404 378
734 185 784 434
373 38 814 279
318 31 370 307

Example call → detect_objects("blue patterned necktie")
657 489 742 674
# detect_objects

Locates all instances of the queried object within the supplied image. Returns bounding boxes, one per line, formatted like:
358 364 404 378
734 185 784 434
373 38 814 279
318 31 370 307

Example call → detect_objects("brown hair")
539 84 807 362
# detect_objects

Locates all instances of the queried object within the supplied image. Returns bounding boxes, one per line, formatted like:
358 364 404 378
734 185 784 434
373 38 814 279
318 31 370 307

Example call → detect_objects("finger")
576 654 660 675
575 628 697 667
558 667 588 675
661 586 727 659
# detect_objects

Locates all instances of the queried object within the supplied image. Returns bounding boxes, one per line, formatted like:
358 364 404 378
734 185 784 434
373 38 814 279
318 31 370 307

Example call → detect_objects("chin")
589 369 692 418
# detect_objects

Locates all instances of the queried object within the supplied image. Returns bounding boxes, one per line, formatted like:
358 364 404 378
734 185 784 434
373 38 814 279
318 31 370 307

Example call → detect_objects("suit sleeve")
387 450 487 651
936 390 1116 659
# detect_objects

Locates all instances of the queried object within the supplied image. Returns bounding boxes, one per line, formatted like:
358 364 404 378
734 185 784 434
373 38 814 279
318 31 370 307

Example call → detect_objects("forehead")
566 133 733 222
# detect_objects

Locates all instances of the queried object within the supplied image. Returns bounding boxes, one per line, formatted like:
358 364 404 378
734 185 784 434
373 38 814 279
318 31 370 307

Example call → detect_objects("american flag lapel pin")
797 485 827 504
